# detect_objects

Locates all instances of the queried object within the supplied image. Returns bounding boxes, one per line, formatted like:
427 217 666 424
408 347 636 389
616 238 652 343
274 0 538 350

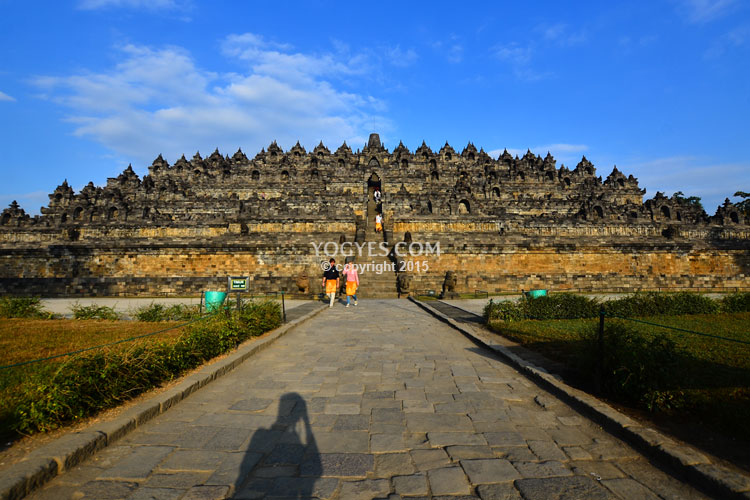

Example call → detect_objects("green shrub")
484 294 599 322
520 293 599 320
483 299 523 322
720 292 750 313
71 303 120 320
134 303 201 322
605 292 718 317
580 321 683 411
8 300 282 433
0 296 50 319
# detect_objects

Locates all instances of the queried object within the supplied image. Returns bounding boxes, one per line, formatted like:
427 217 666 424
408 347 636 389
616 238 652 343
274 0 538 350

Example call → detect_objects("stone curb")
409 296 750 500
0 303 327 500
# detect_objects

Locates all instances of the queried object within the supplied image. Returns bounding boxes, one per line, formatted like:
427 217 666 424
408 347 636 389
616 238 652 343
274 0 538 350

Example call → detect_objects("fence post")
281 291 287 323
596 306 605 395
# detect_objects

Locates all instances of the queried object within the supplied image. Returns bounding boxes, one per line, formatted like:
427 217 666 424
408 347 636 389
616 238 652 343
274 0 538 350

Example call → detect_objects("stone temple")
1 133 748 297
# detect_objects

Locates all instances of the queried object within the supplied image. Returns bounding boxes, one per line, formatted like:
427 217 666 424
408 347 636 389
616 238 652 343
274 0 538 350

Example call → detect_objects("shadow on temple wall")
233 392 321 498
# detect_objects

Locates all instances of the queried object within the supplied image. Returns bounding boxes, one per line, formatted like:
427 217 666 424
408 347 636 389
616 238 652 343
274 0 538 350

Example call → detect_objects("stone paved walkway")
26 300 707 499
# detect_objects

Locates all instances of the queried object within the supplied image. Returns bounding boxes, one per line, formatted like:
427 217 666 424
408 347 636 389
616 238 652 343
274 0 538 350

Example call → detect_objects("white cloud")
704 24 750 58
0 90 15 102
432 35 463 64
494 43 533 66
386 45 418 68
537 23 588 47
676 0 738 23
33 37 391 170
492 42 552 81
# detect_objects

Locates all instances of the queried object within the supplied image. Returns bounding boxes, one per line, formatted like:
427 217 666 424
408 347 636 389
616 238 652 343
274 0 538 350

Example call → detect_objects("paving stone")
372 408 405 424
601 478 661 499
127 487 185 500
363 390 396 400
514 426 550 441
373 452 416 478
98 446 175 480
562 446 593 461
205 451 261 487
403 400 435 413
569 461 625 480
181 485 230 500
461 458 520 484
512 460 573 478
332 414 370 431
338 479 391 500
547 427 592 447
410 448 452 471
585 439 640 460
371 433 407 452
557 416 584 426
244 429 283 454
446 445 496 460
203 427 254 451
74 480 139 499
483 431 525 447
144 471 210 488
406 414 474 432
371 422 407 434
527 440 568 461
404 431 430 449
324 403 361 414
269 477 339 498
433 496 480 500
314 431 369 453
428 466 472 496
158 450 227 471
476 483 523 500
514 476 615 499
392 473 429 496
229 398 274 412
428 432 487 447
251 465 298 478
305 453 373 477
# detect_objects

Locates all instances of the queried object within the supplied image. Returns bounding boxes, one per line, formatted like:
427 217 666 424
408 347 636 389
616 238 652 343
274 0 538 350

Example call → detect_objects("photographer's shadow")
233 393 322 498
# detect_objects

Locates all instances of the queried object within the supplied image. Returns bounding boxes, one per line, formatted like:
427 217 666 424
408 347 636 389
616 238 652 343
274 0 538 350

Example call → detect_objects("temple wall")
1 237 747 296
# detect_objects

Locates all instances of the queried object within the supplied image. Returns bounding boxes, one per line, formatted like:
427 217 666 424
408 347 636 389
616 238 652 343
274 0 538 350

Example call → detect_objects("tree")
734 191 750 218
672 191 704 212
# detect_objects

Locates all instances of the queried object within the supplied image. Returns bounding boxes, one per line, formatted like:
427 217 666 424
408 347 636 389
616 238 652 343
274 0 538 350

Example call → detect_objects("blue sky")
1 0 748 215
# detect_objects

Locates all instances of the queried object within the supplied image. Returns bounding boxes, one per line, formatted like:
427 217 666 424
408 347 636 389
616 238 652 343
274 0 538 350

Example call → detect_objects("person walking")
375 212 383 233
322 257 340 307
342 261 359 307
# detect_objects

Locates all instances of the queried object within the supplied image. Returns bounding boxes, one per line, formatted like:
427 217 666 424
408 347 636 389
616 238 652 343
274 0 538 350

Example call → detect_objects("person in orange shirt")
342 261 359 307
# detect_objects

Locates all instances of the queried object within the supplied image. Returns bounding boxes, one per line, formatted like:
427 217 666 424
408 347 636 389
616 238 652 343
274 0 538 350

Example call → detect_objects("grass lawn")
0 319 189 438
488 312 750 465
0 319 188 366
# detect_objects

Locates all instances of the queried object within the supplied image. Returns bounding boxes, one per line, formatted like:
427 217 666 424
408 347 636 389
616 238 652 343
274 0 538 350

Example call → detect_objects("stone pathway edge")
409 296 750 500
0 303 327 500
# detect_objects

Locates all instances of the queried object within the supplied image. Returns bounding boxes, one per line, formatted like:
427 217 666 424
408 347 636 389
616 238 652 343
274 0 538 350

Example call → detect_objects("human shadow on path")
233 392 321 499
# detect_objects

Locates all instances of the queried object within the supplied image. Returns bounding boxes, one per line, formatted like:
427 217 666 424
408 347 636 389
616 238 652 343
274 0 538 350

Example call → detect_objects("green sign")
228 276 249 291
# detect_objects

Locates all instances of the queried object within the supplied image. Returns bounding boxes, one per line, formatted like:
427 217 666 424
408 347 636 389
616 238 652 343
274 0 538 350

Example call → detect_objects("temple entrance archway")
368 172 381 202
